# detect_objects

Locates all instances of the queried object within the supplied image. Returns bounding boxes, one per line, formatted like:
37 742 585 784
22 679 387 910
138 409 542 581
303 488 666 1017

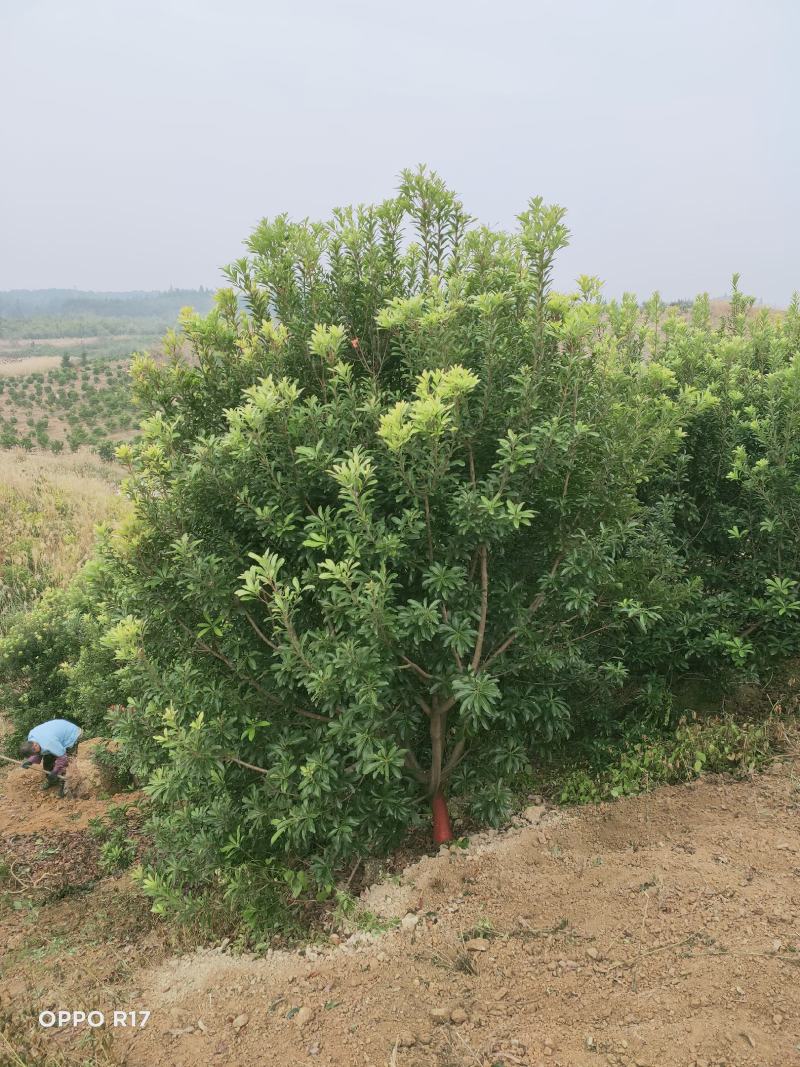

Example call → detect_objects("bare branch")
240 606 279 651
399 655 434 681
223 754 270 775
404 749 429 784
422 493 434 562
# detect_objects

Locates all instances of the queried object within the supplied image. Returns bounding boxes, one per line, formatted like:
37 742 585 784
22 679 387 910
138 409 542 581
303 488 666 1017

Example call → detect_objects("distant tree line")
0 287 216 318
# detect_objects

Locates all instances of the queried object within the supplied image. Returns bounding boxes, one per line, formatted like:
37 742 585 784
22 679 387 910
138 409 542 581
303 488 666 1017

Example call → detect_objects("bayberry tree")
96 170 691 923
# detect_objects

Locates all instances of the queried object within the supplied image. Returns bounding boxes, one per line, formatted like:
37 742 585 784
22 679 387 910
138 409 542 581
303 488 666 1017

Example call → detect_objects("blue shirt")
27 719 81 757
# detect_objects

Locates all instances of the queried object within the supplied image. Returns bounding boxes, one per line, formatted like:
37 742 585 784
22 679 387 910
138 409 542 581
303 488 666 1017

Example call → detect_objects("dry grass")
0 450 126 604
0 355 63 377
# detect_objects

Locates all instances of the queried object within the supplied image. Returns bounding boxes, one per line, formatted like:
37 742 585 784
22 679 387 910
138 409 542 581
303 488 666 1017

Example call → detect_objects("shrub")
82 170 715 928
49 171 797 934
0 577 124 749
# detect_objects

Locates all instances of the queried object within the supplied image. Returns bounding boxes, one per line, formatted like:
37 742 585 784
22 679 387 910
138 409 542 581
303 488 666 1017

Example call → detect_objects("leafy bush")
47 171 751 927
90 736 139 791
0 573 124 749
32 170 792 936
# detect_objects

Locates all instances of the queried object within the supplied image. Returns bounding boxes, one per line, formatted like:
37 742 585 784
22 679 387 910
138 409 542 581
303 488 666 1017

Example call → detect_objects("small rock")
397 1031 416 1047
450 1008 468 1025
295 1006 314 1027
232 1014 249 1032
587 947 599 960
464 938 490 952
307 1043 321 1056
430 1007 451 1024
523 804 546 824
401 913 420 932
773 1013 783 1026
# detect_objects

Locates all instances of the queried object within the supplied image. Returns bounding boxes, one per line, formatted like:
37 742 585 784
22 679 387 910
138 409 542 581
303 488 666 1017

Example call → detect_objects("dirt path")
95 753 800 1067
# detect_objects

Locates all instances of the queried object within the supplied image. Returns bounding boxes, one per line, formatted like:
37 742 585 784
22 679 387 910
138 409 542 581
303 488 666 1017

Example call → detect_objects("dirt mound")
0 737 132 835
101 753 800 1067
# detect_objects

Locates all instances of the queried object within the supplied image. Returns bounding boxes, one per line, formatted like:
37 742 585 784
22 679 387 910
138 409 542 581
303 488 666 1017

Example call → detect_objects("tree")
91 170 695 923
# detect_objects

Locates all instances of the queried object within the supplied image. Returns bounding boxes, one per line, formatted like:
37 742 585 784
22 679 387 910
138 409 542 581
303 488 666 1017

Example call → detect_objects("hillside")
0 450 124 629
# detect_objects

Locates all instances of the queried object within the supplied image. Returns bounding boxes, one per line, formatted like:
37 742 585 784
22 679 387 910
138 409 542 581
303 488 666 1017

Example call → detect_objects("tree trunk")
431 789 454 845
427 704 455 844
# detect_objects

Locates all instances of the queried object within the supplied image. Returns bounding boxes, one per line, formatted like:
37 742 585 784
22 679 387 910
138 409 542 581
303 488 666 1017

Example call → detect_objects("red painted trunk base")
432 790 454 845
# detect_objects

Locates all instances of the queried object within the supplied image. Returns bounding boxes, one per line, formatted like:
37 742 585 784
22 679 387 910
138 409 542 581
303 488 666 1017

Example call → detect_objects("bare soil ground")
0 739 136 836
2 743 800 1067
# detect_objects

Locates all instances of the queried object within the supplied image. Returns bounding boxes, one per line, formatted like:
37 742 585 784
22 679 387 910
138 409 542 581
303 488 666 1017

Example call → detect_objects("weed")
556 715 781 806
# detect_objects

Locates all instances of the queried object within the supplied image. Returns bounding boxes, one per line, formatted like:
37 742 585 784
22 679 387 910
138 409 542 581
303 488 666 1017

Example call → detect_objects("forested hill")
0 288 216 319
0 288 218 342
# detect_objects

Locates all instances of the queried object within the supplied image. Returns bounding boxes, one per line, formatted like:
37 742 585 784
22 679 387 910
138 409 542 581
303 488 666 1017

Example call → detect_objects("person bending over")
19 718 83 798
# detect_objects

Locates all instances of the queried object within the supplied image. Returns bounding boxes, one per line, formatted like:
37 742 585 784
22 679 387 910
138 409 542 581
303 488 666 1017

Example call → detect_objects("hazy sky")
2 0 798 303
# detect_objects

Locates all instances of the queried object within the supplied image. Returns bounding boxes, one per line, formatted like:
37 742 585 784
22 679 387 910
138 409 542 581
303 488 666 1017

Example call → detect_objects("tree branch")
239 606 279 651
404 749 429 785
481 552 564 671
441 738 467 780
399 655 434 681
178 620 331 723
422 493 434 562
470 544 489 672
223 754 270 775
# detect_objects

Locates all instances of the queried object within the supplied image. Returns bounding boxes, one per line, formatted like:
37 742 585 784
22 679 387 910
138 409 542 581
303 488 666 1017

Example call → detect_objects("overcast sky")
1 0 798 304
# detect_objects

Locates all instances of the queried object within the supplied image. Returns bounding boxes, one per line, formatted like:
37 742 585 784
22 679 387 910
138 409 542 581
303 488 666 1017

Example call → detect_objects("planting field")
0 355 138 456
0 449 125 631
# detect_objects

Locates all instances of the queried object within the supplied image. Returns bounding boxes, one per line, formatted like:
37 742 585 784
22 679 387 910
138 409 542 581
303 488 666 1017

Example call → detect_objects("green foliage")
557 715 778 804
40 170 799 935
87 804 138 874
0 575 124 750
90 737 138 791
